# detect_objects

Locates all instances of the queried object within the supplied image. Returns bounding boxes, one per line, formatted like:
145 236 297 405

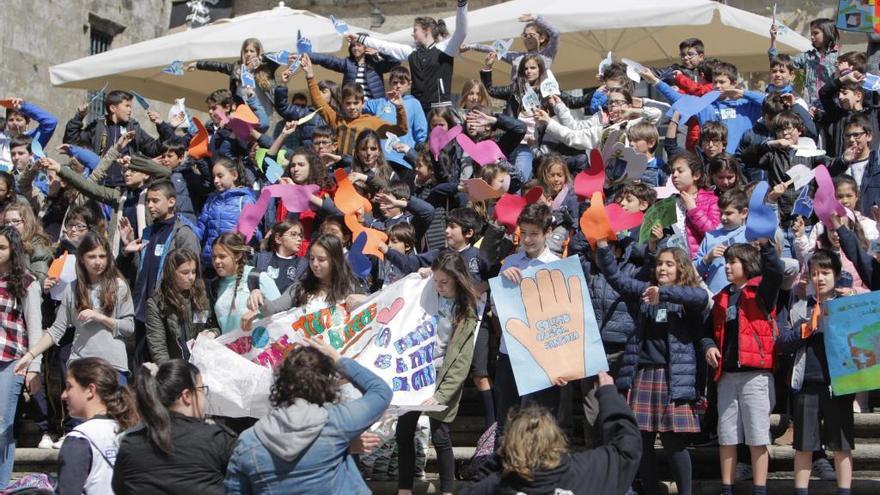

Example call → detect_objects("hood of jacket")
253 399 329 462
496 455 572 495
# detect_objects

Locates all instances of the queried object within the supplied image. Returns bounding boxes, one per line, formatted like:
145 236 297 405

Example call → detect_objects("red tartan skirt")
627 366 700 433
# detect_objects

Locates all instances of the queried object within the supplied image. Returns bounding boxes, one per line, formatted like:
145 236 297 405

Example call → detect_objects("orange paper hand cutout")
462 178 504 202
333 169 372 215
48 251 68 279
188 117 211 159
344 214 388 260
231 103 259 124
505 269 586 383
579 192 616 247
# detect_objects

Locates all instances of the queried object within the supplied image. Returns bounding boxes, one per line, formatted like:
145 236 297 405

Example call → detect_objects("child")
666 117 729 169
62 90 162 186
302 55 409 157
707 155 746 194
828 114 880 217
350 129 397 183
770 18 839 108
156 138 197 223
2 203 52 286
465 13 560 81
211 232 279 334
777 249 854 495
146 248 218 363
695 188 750 295
767 55 810 110
819 70 879 157
535 153 576 255
669 151 720 256
55 358 138 494
833 174 878 241
203 89 269 161
195 158 256 269
595 239 708 495
309 36 399 100
248 220 307 296
381 222 417 288
351 2 470 112
793 209 871 297
454 80 492 123
396 250 478 495
374 180 436 243
704 241 783 495
309 125 342 168
626 121 667 186
427 107 458 131
616 182 657 214
0 97 57 171
661 37 706 83
363 66 429 170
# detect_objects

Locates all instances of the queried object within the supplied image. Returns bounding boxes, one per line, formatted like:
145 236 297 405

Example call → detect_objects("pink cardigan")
685 189 720 256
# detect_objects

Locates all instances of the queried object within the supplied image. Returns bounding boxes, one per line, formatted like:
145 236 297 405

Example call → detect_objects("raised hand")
504 268 586 384
483 52 498 70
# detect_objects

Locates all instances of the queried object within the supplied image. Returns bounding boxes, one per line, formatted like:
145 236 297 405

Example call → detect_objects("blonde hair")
3 203 50 256
499 406 569 481
459 80 491 109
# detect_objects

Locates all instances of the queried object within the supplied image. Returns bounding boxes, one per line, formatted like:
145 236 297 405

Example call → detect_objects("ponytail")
133 360 200 457
67 358 139 432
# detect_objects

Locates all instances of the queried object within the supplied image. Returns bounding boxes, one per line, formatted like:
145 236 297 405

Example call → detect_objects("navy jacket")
829 150 880 218
308 53 399 100
597 246 708 401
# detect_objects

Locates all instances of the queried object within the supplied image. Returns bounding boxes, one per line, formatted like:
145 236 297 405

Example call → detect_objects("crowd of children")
0 4 878 494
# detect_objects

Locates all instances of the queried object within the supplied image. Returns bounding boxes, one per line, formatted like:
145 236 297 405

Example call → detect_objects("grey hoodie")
253 399 329 462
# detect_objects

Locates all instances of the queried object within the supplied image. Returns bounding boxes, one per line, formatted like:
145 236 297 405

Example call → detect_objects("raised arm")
439 1 469 57
356 34 415 61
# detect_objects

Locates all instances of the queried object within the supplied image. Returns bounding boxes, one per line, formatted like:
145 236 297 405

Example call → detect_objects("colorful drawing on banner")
638 196 677 244
492 39 514 59
573 149 606 199
836 0 879 33
162 60 185 76
429 125 463 160
190 274 444 417
820 291 880 395
745 181 778 241
792 185 814 218
665 91 720 124
330 15 350 35
297 30 313 55
490 256 607 395
130 90 150 110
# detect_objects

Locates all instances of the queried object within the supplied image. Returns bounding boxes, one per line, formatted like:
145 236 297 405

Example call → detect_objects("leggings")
397 411 454 492
639 431 692 495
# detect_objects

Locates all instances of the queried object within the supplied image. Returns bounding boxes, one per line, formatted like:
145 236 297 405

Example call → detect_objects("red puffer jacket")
710 276 777 381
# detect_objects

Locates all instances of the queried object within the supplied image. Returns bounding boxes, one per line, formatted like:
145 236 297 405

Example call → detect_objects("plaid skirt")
628 366 700 433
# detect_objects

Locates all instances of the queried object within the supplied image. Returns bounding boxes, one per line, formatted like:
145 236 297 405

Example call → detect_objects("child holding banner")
777 249 854 495
596 239 709 495
397 250 478 495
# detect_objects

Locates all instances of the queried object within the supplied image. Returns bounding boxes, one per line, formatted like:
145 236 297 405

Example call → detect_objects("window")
87 29 113 121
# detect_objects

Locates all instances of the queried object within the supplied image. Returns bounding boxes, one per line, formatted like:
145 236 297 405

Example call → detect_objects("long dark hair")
351 129 395 182
289 147 334 190
270 346 339 407
294 234 357 307
0 226 32 301
68 357 138 432
431 250 477 327
133 359 201 457
157 249 209 320
513 54 548 97
0 172 16 206
75 232 127 315
810 18 838 53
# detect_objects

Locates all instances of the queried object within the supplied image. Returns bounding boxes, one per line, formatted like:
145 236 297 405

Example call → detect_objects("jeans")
510 144 535 182
0 361 24 487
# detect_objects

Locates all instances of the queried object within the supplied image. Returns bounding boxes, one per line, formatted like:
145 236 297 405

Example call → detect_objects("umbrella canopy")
381 0 814 89
49 4 380 110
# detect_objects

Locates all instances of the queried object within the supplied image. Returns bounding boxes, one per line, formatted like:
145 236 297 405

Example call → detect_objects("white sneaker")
37 433 53 450
52 435 66 449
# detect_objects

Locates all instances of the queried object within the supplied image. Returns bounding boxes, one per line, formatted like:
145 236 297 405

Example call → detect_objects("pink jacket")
685 189 720 256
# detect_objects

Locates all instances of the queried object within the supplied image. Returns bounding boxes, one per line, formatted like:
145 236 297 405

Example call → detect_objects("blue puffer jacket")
308 53 399 100
597 246 708 401
195 187 256 266
580 242 647 347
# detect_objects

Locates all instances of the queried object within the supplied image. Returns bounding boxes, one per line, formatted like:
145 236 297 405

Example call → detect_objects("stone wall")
0 0 172 151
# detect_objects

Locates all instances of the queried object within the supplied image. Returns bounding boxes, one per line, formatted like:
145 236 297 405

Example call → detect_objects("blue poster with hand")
489 256 607 394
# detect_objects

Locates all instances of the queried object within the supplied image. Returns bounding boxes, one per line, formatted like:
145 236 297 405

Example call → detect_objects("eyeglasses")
312 140 333 147
845 131 867 139
607 100 628 108
680 51 701 59
195 385 210 396
67 223 88 232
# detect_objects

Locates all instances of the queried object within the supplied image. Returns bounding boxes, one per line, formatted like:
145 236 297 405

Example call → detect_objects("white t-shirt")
848 157 870 189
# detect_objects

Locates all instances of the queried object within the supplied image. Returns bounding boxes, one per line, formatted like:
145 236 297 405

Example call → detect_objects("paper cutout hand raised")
505 269 586 384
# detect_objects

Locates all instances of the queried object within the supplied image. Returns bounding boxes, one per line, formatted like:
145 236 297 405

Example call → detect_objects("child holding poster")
777 249 854 495
596 239 709 495
396 250 478 495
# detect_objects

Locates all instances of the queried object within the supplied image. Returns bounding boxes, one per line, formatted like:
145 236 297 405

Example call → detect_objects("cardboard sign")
490 256 607 395
821 291 880 394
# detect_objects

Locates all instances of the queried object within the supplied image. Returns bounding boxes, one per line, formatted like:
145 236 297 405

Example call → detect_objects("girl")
195 158 256 269
16 232 133 379
250 221 306 295
351 2 470 112
707 155 747 195
536 153 577 256
188 37 280 114
56 205 104 254
770 18 839 108
454 80 492 123
309 38 397 100
113 360 237 494
465 13 560 82
444 105 525 187
211 232 279 335
382 222 417 288
427 107 458 131
243 234 361 329
224 337 391 493
0 226 42 486
0 172 26 213
397 250 478 495
596 239 709 495
56 357 138 494
275 147 335 256
146 249 218 364
834 174 879 241
3 203 52 285
670 152 720 256
351 129 396 183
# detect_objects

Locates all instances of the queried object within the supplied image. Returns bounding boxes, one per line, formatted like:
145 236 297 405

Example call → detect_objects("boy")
1 97 57 171
156 138 197 223
9 136 33 177
767 55 810 110
828 114 879 217
665 115 728 166
373 180 435 245
364 66 429 170
62 90 162 186
301 54 408 156
615 182 657 214
625 121 666 186
310 125 344 168
204 88 269 161
695 188 749 294
654 37 705 84
777 248 854 495
704 240 783 495
820 70 879 157
650 62 764 153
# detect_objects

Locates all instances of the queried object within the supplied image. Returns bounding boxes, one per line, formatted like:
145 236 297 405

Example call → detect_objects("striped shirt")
355 63 372 99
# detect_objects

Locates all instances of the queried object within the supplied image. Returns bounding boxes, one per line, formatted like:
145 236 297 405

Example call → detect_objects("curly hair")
0 226 33 300
651 247 703 288
270 346 340 407
499 405 569 481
